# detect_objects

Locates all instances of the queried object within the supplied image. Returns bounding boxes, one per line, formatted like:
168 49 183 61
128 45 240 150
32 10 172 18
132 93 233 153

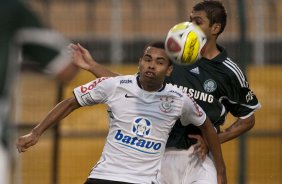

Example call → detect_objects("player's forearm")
200 119 226 175
32 97 80 137
218 115 255 144
88 61 120 78
56 62 79 83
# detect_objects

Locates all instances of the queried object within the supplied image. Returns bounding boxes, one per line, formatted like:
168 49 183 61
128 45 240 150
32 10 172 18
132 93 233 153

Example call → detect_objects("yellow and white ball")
165 22 207 65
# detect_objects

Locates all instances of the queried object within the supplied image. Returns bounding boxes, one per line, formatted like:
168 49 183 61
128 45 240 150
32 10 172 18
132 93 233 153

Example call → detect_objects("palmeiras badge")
203 79 217 92
159 95 174 113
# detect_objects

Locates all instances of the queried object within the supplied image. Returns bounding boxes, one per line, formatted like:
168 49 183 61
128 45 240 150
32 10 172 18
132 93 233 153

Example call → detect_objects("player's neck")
202 42 220 60
138 77 163 92
140 82 163 92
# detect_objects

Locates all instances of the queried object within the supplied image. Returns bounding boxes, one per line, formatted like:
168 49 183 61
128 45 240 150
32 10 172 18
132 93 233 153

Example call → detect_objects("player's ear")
211 23 221 35
166 65 173 77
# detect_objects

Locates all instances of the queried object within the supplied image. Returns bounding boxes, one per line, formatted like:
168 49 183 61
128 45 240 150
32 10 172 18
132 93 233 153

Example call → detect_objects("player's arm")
217 68 260 143
70 43 119 78
219 113 255 143
198 118 227 184
189 115 255 157
16 97 80 153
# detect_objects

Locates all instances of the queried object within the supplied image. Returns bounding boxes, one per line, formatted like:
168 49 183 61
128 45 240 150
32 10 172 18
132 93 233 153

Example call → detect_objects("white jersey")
73 75 206 184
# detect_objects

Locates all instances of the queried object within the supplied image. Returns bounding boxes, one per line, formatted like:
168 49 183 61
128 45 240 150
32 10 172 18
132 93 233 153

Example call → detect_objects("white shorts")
159 147 217 184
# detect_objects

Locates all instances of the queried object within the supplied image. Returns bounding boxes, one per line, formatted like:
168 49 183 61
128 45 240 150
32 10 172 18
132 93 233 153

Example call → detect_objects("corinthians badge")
159 95 174 113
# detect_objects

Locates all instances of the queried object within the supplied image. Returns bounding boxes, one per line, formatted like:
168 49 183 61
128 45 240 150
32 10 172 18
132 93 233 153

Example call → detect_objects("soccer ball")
165 22 207 65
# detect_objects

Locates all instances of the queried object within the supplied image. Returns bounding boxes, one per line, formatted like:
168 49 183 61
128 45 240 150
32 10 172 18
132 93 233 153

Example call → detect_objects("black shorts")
84 178 135 184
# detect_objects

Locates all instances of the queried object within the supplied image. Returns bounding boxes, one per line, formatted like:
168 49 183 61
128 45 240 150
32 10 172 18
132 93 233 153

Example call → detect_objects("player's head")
138 41 173 91
190 0 227 38
142 41 172 66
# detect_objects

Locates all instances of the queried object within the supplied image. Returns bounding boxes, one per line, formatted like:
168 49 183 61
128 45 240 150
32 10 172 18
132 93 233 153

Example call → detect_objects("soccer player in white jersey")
16 42 227 184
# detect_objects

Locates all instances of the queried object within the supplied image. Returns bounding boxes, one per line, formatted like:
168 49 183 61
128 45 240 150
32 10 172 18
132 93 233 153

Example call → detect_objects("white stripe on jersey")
223 58 248 87
14 28 71 75
225 58 246 83
220 104 226 117
219 96 261 109
240 111 255 119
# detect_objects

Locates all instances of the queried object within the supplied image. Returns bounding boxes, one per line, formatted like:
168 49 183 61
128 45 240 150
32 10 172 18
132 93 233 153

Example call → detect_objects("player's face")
190 10 220 40
190 10 211 38
138 46 172 90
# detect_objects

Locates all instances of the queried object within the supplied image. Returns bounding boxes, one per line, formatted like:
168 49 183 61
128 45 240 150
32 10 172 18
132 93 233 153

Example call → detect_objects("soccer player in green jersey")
70 1 260 183
161 2 260 183
0 0 78 183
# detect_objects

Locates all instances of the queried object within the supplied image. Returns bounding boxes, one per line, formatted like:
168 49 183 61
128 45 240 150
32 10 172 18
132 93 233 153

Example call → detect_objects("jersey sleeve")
15 28 72 76
73 77 114 106
221 62 261 119
12 2 72 77
180 95 207 127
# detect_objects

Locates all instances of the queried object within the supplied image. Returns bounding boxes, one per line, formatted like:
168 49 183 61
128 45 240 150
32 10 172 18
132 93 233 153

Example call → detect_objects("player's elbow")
242 114 255 131
249 115 255 129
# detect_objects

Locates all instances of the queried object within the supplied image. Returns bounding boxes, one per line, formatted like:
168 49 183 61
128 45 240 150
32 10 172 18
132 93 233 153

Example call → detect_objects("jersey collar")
136 75 166 92
202 44 228 63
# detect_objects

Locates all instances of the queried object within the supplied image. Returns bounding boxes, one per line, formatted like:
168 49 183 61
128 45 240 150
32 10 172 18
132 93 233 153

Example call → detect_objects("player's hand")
69 43 88 70
69 43 95 71
16 131 40 153
188 134 208 160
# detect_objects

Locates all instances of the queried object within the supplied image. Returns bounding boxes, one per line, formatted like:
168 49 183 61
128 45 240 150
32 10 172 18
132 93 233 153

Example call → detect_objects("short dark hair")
193 0 227 35
145 41 165 50
143 41 172 65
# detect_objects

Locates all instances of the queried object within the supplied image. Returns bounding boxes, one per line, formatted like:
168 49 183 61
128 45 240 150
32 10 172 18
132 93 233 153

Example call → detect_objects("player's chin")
143 75 157 83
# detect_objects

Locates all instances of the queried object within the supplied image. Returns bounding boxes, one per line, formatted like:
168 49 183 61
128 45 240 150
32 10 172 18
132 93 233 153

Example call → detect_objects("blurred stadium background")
15 0 281 184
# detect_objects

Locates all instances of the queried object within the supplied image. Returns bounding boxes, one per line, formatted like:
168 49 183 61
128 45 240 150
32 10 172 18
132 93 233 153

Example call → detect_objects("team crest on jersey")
203 79 217 93
132 117 152 137
159 95 174 113
246 90 254 102
113 117 161 154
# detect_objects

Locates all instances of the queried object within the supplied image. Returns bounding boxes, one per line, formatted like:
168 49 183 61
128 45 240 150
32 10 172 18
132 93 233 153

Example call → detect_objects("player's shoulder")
90 75 136 93
216 46 246 77
115 74 136 83
221 57 243 73
220 57 249 87
106 75 137 88
91 75 130 86
165 83 186 98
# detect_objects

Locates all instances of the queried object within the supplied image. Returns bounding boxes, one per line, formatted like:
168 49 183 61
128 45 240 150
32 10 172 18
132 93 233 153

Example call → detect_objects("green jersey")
1 0 36 96
0 0 71 148
0 0 71 97
165 45 260 149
